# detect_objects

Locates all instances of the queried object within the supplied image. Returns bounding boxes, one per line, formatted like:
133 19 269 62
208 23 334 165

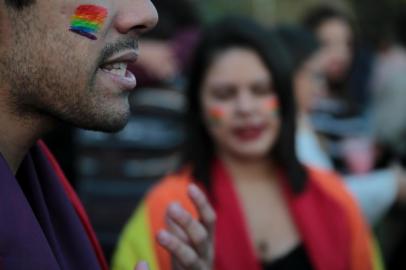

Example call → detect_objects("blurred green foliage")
199 0 350 25
200 0 254 22
199 0 406 45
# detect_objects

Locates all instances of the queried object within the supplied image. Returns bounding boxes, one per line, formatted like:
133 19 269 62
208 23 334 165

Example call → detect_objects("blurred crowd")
45 0 406 269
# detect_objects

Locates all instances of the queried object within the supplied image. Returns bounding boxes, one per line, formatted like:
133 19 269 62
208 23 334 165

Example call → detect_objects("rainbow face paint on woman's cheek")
69 5 108 40
208 107 226 126
263 96 280 116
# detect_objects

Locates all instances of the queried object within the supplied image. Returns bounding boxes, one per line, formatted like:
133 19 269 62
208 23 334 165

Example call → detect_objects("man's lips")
101 50 139 67
98 50 139 91
232 124 267 142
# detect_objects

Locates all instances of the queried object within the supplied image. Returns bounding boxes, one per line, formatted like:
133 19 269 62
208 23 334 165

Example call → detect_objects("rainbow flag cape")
113 161 383 270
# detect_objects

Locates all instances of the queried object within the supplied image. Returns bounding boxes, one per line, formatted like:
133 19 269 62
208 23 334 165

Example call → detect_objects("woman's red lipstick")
232 124 266 142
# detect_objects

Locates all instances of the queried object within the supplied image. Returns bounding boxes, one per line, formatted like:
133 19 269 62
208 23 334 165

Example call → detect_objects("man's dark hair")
5 0 34 9
182 17 308 194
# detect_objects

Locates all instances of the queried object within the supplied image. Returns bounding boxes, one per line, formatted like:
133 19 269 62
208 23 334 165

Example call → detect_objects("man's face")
0 0 157 132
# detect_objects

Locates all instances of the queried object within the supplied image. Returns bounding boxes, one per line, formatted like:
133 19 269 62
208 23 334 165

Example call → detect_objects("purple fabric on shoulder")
0 144 101 270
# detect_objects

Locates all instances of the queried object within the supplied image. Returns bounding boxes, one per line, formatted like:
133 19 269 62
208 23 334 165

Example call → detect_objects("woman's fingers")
188 184 216 232
134 261 149 270
158 185 216 270
166 211 189 244
166 203 209 256
157 230 201 269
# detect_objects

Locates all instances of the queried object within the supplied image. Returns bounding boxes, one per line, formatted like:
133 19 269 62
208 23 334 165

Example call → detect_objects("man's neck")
0 99 54 174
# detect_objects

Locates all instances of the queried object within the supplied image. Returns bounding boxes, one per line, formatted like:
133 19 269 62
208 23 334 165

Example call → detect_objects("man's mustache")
97 38 139 67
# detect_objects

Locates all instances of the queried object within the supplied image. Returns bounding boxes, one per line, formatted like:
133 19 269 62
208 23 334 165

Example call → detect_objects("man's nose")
114 0 158 36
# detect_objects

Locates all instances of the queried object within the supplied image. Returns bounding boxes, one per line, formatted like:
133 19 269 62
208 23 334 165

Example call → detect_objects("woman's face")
200 48 281 160
317 18 353 82
294 51 327 113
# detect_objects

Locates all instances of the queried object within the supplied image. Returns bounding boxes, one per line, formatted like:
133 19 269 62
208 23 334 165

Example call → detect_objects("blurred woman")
282 25 406 228
301 6 406 224
113 18 379 270
303 5 374 174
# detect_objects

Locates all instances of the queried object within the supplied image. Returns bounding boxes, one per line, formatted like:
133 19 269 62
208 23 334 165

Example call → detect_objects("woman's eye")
252 83 272 96
211 87 236 100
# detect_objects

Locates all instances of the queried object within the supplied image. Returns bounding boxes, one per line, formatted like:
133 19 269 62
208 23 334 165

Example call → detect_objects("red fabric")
211 160 262 270
38 140 109 270
211 160 352 270
279 170 350 270
142 160 373 270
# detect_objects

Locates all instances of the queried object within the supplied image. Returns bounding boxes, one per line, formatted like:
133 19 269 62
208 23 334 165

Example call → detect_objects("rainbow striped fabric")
70 5 107 40
112 165 383 270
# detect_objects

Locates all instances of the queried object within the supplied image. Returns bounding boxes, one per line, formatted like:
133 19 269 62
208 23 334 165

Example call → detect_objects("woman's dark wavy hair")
5 0 34 9
274 25 320 72
302 5 365 114
182 17 307 194
302 5 354 34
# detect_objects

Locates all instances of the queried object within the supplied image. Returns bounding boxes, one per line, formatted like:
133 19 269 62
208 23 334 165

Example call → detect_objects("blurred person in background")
366 5 406 268
303 5 374 175
369 4 406 174
368 7 406 203
131 0 201 89
301 5 406 225
113 17 380 270
276 24 406 226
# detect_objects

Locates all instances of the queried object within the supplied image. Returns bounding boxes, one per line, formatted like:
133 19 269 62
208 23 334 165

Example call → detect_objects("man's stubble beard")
1 8 130 133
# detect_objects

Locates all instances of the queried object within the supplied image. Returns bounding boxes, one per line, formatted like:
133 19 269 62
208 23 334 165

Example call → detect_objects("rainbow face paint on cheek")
69 5 108 40
264 96 280 116
208 107 226 125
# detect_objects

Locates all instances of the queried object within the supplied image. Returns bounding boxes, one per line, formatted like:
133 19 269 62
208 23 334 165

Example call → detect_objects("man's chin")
67 113 130 133
87 122 128 133
86 118 129 133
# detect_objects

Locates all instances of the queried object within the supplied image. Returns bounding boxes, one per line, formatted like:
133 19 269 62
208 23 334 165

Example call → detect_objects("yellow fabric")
372 236 385 270
112 202 159 270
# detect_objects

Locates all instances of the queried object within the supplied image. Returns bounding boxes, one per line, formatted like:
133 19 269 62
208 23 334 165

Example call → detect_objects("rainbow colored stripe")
70 5 108 40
